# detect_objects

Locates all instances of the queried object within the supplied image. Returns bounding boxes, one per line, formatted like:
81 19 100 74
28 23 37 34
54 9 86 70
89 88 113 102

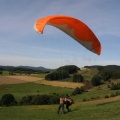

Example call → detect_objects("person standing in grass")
57 95 65 114
65 96 74 112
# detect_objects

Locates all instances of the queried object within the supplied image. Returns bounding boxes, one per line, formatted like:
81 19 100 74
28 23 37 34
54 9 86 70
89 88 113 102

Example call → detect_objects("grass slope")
0 83 73 101
0 69 120 120
0 97 120 120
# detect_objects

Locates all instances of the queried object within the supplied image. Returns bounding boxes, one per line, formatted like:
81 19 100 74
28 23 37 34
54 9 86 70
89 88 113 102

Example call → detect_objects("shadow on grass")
72 108 79 112
65 108 79 114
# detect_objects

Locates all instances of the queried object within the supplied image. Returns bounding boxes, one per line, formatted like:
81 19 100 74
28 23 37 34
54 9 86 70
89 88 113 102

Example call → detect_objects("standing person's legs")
57 104 61 114
66 101 71 112
61 104 65 114
57 104 65 114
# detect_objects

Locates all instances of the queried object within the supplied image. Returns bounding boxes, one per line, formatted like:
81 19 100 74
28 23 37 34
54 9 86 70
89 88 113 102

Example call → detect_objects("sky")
0 0 120 69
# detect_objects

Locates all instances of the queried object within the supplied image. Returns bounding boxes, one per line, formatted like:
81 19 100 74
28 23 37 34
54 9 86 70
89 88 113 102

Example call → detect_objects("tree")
57 65 79 74
72 87 84 95
97 66 104 72
45 70 69 80
1 94 17 106
110 83 120 90
0 71 3 75
111 71 120 79
91 74 102 86
19 95 33 105
100 70 112 81
73 74 84 83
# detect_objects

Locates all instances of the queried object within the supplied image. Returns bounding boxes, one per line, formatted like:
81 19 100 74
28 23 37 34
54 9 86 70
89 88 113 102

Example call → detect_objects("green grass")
1 71 10 76
0 83 73 101
78 69 98 81
31 73 47 78
0 100 120 120
0 72 120 120
73 89 120 102
1 82 119 102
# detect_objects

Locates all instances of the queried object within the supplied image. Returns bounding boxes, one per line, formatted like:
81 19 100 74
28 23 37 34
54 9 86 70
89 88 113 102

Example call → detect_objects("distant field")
0 76 42 85
35 79 84 89
0 76 28 84
0 75 84 88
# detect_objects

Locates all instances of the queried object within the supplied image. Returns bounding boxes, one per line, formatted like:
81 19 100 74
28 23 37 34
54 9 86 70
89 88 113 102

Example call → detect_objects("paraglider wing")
34 15 101 55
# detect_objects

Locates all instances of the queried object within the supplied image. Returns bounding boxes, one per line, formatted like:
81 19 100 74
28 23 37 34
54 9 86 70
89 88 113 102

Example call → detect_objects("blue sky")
0 0 120 69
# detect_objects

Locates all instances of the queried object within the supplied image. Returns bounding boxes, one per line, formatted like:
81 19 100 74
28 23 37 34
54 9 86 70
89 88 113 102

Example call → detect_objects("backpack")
69 98 74 104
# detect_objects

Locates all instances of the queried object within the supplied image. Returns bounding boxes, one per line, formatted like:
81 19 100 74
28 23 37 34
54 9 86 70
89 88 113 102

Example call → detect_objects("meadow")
0 68 120 120
0 82 120 120
0 99 120 120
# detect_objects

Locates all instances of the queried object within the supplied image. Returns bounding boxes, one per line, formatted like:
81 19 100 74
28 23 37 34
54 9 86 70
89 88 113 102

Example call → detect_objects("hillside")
0 65 120 71
0 65 120 120
0 81 120 120
85 65 120 70
0 65 52 71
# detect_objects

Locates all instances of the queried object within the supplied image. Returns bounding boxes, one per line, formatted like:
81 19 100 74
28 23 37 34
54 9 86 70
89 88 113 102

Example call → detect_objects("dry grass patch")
35 79 84 89
0 76 42 85
0 76 27 85
0 75 84 88
7 76 43 82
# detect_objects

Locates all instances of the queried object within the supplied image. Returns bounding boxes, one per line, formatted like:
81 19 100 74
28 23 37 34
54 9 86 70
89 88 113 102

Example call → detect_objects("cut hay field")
0 75 84 89
0 76 42 85
0 76 28 84
34 79 84 89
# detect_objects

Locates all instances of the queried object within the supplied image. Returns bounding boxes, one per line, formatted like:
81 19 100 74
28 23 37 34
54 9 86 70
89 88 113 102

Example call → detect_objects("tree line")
0 67 50 75
91 66 120 89
0 93 60 107
45 65 82 81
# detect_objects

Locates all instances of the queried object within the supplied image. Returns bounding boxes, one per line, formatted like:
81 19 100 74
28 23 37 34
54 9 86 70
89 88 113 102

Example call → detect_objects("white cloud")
0 54 119 69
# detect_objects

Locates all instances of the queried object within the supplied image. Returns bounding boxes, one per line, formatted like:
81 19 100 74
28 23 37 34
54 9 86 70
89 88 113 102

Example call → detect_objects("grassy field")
0 83 73 101
0 96 120 120
0 69 120 120
0 82 120 120
0 75 84 89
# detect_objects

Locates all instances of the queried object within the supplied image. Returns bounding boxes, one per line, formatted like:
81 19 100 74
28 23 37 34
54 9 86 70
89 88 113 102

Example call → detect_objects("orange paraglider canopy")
34 15 101 55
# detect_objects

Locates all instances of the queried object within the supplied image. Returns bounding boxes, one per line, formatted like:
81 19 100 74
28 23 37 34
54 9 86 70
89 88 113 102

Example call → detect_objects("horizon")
0 64 120 70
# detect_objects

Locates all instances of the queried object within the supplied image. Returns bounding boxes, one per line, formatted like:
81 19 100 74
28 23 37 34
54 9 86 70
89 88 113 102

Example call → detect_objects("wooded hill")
85 65 120 70
0 65 52 71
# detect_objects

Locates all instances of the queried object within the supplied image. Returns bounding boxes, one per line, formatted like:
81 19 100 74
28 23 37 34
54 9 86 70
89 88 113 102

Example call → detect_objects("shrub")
110 93 116 97
111 71 120 79
104 95 109 98
82 80 93 91
19 94 60 105
0 71 3 75
19 95 33 105
91 74 102 86
1 94 17 106
110 82 120 90
82 98 87 102
31 95 49 105
115 91 120 96
49 94 59 104
72 87 84 96
100 70 112 81
73 74 84 83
